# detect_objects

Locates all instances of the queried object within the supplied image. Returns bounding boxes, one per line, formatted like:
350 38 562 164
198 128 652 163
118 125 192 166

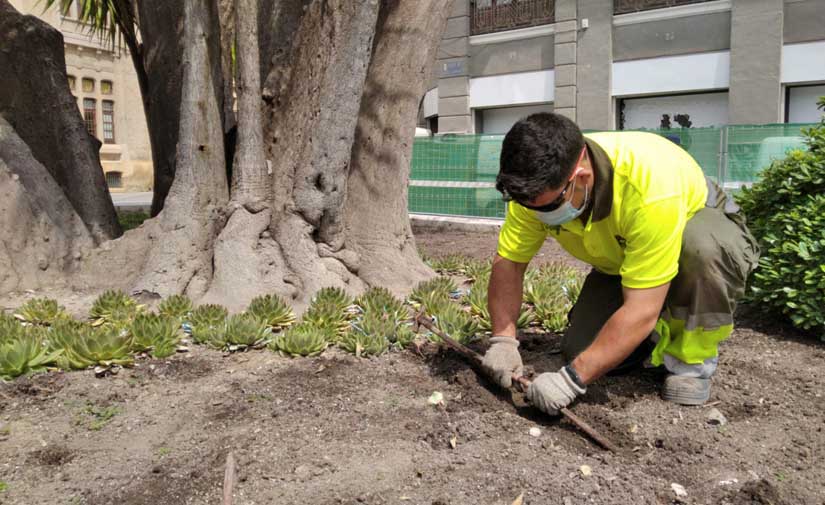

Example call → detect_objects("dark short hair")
496 112 585 203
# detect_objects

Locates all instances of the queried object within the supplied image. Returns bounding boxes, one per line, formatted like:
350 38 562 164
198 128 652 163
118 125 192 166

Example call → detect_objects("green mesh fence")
409 124 816 218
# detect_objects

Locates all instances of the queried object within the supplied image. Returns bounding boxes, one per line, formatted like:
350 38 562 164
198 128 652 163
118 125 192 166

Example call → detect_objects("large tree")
0 0 448 310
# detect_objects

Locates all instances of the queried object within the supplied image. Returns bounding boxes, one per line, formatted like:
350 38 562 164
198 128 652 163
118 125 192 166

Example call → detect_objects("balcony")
614 0 719 15
470 0 555 36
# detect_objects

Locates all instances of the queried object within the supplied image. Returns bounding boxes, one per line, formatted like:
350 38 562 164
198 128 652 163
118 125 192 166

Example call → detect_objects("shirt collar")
583 137 613 223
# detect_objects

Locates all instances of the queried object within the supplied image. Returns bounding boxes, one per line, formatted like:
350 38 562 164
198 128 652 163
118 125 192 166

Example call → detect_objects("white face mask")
535 176 589 226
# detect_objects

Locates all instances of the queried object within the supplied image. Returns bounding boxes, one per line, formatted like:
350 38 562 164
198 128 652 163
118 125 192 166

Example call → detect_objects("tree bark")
231 0 269 206
343 0 450 292
0 117 94 292
128 0 229 298
136 0 186 217
0 0 120 241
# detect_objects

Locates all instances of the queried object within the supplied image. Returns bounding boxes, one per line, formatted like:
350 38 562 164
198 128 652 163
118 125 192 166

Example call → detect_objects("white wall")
612 51 730 97
469 70 555 109
782 41 825 85
788 85 825 123
479 103 554 134
621 92 729 129
423 88 439 118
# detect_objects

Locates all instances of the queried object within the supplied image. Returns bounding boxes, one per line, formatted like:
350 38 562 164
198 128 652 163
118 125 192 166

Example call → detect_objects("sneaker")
662 374 711 406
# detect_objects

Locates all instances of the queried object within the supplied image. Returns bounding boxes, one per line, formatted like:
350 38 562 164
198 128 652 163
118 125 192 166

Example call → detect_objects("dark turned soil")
1 230 823 505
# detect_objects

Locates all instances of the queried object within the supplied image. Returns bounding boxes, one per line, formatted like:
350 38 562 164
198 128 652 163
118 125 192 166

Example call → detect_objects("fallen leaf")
427 391 444 406
449 435 457 449
511 492 523 505
580 465 592 477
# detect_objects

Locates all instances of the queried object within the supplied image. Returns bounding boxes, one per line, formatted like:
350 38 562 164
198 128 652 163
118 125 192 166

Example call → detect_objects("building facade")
423 0 825 134
10 0 153 192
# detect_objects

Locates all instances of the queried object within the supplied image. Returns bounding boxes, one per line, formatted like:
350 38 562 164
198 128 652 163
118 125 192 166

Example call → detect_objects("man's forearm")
571 305 658 384
488 255 527 337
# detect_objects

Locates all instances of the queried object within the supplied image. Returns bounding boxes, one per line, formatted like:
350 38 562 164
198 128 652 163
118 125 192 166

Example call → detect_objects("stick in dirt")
223 451 236 505
414 312 620 453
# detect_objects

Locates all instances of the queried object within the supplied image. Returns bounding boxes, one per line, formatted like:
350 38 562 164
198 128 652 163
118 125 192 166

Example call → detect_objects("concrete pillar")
553 0 578 122
576 0 613 130
728 0 784 124
437 0 472 133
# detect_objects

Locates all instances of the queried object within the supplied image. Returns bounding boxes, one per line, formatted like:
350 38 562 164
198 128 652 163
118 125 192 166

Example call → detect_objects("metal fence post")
718 126 728 191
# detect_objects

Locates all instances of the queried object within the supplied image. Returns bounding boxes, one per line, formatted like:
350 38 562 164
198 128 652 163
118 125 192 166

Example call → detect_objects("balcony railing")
470 0 555 36
614 0 719 15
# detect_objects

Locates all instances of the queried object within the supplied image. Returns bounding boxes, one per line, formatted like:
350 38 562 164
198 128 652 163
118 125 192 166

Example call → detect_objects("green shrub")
735 97 825 338
117 211 150 231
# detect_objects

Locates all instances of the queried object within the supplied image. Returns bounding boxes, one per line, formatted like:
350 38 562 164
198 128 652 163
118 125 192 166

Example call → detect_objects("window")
105 171 123 189
102 100 115 144
67 75 76 90
83 98 97 137
82 78 94 93
101 80 113 95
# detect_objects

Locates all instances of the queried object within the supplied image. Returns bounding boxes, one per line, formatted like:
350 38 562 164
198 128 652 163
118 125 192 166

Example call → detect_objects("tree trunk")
0 118 94 292
4 0 451 308
127 0 229 299
136 1 186 217
343 0 450 292
231 0 269 206
0 0 120 241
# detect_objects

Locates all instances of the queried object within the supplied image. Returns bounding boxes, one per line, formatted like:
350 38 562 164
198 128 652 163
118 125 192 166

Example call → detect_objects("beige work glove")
526 367 586 416
481 336 523 389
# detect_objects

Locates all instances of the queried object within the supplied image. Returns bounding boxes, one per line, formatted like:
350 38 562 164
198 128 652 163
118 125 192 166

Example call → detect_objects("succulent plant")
463 258 492 283
0 325 62 380
349 311 417 350
246 294 295 330
409 277 457 307
339 328 389 357
13 298 69 326
533 293 573 333
351 311 397 342
427 254 467 274
0 313 20 339
312 287 353 313
395 323 417 348
302 299 351 339
89 290 141 326
130 313 181 359
429 303 479 345
212 314 271 351
158 295 193 321
189 304 229 333
269 323 330 357
191 324 222 346
465 285 532 331
50 320 134 370
356 287 408 322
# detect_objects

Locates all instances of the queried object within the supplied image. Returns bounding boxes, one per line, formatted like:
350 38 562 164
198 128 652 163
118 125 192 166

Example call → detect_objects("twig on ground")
223 451 236 505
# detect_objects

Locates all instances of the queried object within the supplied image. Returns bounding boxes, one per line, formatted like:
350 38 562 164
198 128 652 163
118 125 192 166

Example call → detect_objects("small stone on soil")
529 427 541 437
706 408 727 426
580 465 592 477
671 483 687 497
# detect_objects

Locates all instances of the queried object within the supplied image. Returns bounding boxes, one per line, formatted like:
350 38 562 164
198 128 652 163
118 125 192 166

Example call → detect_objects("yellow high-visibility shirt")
497 131 708 289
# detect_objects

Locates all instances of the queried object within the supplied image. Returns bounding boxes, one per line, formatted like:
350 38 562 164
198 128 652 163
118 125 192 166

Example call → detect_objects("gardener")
481 112 759 411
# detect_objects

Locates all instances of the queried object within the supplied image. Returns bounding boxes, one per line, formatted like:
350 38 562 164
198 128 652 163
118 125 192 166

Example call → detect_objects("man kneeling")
482 113 759 413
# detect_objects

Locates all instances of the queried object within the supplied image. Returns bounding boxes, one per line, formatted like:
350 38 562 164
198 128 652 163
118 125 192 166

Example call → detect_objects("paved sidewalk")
109 191 152 212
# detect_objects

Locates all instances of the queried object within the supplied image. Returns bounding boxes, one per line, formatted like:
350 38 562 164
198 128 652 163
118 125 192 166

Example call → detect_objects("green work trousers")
561 179 760 375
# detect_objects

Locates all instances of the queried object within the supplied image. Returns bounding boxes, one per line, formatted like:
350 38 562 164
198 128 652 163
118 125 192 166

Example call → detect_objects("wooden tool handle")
414 312 620 453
